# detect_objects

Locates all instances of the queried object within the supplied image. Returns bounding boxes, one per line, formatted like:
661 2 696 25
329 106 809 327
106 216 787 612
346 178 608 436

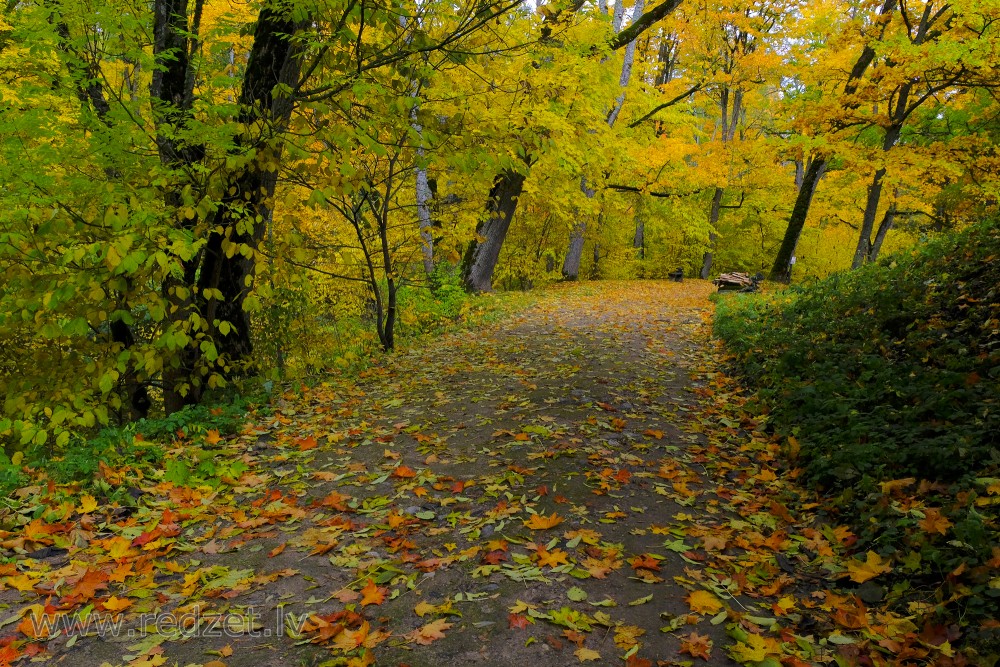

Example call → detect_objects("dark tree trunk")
868 203 896 263
852 166 887 269
462 168 528 292
153 1 303 412
700 187 724 279
853 95 907 269
769 158 826 282
110 320 151 419
633 195 645 258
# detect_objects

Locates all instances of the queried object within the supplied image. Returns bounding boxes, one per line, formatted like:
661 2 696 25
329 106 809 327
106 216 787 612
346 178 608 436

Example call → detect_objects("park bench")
713 272 763 293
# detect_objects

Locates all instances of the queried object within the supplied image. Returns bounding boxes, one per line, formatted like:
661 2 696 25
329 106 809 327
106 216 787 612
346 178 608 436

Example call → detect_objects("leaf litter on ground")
0 281 981 666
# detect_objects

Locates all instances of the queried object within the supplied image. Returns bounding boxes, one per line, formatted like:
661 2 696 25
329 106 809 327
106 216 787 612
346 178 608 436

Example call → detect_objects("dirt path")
6 281 835 667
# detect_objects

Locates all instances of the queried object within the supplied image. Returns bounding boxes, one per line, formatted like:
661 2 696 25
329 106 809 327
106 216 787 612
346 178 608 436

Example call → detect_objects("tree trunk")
633 194 645 258
606 0 645 127
700 187 724 279
154 2 303 412
562 222 586 280
408 54 435 277
769 158 826 282
852 95 907 268
462 167 528 292
868 202 895 264
851 166 887 269
414 150 435 277
562 0 643 275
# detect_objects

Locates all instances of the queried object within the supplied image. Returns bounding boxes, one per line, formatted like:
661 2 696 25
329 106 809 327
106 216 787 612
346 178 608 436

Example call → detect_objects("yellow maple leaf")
574 647 601 661
79 495 99 513
103 596 133 613
613 625 645 650
205 429 222 445
686 589 723 615
564 528 601 545
730 634 782 663
5 574 40 592
846 551 892 583
414 601 437 617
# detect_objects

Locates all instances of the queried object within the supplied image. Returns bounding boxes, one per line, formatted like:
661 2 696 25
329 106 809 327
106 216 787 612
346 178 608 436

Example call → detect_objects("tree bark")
562 221 586 280
852 87 908 268
700 187 724 279
852 166 887 269
868 202 895 263
412 101 435 277
769 157 826 282
153 2 303 412
462 167 528 292
633 194 645 258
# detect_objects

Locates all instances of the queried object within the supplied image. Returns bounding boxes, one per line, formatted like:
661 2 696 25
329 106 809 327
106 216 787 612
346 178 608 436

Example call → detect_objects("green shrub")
714 221 1000 625
715 221 1000 488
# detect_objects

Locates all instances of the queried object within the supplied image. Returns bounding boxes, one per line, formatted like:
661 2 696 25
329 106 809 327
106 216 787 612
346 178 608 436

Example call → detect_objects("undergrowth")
1 269 534 499
713 220 1000 632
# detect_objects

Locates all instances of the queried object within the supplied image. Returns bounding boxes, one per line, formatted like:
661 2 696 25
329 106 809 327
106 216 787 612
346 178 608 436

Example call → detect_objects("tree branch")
628 82 701 127
609 0 683 51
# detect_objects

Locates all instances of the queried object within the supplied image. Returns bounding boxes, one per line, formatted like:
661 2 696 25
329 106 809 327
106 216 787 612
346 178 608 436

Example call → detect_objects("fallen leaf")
686 590 722 615
524 512 564 530
845 551 892 583
408 618 452 645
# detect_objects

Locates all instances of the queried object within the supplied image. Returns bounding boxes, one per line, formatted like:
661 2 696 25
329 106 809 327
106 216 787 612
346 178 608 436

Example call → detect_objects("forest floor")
0 281 955 667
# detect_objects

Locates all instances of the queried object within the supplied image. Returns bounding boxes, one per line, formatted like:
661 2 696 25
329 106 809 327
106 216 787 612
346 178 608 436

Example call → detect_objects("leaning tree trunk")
852 106 906 269
463 168 528 292
868 202 896 264
851 166 887 269
769 157 826 282
200 6 303 355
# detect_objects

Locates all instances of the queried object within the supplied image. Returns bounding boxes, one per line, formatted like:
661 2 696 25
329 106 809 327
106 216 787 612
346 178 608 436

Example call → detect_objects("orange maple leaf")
919 508 953 535
408 618 452 645
508 613 531 629
295 436 318 451
524 512 564 530
679 631 713 660
536 548 569 568
392 465 417 479
70 569 109 600
359 579 386 606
